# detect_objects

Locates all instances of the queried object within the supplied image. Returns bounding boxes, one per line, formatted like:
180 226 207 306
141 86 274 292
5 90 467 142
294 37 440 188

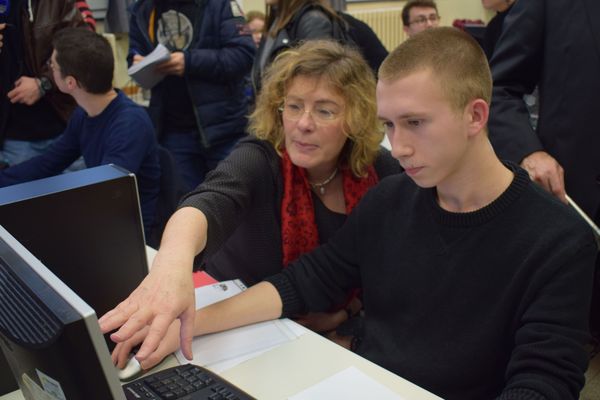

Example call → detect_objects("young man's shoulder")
105 92 155 135
522 178 593 240
111 92 151 118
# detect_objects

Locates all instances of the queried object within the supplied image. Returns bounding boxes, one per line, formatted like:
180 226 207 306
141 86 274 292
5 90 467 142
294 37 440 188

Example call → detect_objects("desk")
1 246 440 399
1 325 440 400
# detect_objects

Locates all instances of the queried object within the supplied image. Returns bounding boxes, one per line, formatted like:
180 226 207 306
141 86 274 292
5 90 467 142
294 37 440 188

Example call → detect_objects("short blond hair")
248 40 382 177
379 27 492 112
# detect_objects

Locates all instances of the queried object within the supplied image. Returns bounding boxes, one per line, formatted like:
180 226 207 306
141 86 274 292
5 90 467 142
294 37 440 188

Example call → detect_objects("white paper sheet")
174 281 306 372
128 44 170 89
289 366 404 400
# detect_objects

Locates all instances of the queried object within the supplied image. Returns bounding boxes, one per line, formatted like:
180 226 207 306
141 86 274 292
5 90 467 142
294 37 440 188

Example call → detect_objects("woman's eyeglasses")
279 102 342 124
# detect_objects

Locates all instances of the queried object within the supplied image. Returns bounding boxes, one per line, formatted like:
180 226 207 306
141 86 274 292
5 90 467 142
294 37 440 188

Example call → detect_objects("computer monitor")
0 225 126 399
0 165 149 393
0 164 148 320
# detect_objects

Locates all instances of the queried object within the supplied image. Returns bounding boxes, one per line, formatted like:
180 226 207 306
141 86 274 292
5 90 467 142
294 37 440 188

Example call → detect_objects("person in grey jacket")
128 0 255 191
251 0 345 94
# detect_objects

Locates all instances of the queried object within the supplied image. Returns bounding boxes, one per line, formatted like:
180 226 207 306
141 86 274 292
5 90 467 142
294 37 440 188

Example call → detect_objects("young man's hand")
7 76 43 105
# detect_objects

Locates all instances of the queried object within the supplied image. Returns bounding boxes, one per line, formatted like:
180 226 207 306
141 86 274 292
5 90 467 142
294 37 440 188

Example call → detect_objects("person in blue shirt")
0 28 160 238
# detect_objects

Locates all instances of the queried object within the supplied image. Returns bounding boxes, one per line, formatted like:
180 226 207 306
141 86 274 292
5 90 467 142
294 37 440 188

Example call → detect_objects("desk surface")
1 246 440 399
1 327 440 400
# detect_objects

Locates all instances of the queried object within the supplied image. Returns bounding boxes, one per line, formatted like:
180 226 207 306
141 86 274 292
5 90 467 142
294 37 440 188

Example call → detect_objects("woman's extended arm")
112 281 283 370
99 207 208 361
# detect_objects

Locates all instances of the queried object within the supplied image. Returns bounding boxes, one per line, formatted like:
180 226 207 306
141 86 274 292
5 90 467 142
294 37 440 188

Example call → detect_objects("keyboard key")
123 364 256 400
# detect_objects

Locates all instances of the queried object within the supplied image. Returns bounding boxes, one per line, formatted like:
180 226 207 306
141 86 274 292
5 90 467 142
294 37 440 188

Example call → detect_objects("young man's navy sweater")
0 91 160 235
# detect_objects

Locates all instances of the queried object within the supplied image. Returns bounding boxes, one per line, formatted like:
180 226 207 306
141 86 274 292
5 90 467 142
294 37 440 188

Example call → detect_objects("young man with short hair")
104 28 596 399
402 0 440 37
0 28 160 238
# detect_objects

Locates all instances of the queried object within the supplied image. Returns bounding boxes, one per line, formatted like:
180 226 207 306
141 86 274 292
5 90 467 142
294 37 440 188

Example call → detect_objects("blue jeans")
160 131 242 192
1 137 86 172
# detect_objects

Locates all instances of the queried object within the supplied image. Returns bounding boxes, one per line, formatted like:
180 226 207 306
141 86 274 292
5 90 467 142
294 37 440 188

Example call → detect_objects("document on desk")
289 366 405 400
174 280 306 372
128 44 170 89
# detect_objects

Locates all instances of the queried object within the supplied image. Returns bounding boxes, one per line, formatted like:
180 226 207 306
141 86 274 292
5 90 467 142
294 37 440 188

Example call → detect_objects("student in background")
0 0 89 167
338 11 388 74
251 0 347 94
0 28 160 239
246 10 265 47
100 40 402 363
401 0 440 38
107 28 595 400
480 0 515 60
243 10 265 101
128 0 255 192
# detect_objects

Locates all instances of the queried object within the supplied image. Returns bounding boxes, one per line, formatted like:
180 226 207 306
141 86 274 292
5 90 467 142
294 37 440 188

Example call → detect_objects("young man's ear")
65 76 78 90
465 98 489 137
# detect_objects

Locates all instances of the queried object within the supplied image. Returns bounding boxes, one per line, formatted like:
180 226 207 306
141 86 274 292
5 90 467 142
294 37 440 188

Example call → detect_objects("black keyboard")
123 363 256 400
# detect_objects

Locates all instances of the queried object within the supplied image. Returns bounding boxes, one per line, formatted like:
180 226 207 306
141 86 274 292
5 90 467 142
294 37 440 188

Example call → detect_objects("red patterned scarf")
280 150 379 266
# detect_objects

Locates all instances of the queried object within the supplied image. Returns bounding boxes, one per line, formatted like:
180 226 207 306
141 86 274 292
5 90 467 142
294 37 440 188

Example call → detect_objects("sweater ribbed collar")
429 162 530 228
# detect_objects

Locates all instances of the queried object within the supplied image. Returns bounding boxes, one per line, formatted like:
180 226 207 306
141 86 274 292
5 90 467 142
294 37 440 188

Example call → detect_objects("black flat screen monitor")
0 164 148 320
0 165 148 393
0 225 127 399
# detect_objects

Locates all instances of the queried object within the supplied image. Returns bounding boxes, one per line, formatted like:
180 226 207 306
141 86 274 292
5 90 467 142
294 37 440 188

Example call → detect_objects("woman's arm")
100 139 278 361
99 207 209 361
112 281 283 369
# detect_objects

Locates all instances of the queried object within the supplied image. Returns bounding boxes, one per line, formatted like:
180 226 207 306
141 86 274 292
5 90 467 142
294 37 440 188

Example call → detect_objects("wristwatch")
38 77 53 97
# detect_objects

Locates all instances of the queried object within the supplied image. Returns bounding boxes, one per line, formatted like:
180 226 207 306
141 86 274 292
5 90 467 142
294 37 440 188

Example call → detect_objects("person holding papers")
100 40 401 358
127 0 255 192
105 28 596 400
0 28 160 238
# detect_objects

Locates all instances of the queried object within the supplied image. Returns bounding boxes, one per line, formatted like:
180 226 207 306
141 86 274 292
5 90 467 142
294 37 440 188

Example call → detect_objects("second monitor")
0 164 148 395
0 164 148 319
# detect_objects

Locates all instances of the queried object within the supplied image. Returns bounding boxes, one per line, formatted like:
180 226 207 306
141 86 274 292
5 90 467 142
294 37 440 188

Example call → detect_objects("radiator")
348 8 406 52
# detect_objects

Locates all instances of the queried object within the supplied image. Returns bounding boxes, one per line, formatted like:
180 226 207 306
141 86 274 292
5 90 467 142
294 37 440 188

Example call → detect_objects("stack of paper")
174 280 306 372
128 44 171 89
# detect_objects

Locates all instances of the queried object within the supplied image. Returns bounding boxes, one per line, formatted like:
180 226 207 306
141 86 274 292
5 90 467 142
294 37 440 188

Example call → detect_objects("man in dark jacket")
0 0 88 167
128 0 255 191
488 0 600 334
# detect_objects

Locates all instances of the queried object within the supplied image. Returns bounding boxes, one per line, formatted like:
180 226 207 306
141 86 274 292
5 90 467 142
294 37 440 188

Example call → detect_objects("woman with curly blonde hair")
104 40 402 370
